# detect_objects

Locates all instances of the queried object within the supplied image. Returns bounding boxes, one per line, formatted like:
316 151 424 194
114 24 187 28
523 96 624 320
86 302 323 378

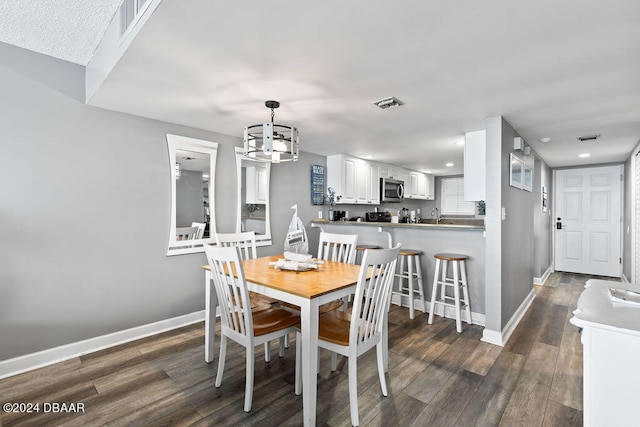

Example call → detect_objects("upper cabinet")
464 130 486 201
327 154 433 204
406 171 434 200
327 154 379 205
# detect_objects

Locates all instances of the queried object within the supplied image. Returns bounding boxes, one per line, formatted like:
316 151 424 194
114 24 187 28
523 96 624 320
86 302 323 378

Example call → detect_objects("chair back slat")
176 226 198 240
204 245 253 338
317 232 358 264
350 244 401 346
191 222 206 239
216 231 258 260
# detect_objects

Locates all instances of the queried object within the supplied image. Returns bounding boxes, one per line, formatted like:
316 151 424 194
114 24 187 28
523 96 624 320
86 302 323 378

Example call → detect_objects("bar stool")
355 244 382 264
428 253 471 333
392 249 426 319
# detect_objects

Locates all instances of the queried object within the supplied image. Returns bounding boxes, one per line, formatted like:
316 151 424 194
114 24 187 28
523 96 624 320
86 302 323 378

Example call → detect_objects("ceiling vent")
373 96 404 110
577 133 601 142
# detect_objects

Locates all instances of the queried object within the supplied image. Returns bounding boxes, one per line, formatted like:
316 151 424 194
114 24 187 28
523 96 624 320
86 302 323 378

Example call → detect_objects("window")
440 177 476 215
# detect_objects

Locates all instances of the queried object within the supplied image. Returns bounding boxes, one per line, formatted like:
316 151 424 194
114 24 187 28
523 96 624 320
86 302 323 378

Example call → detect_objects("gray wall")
533 158 553 278
0 45 336 362
484 116 549 334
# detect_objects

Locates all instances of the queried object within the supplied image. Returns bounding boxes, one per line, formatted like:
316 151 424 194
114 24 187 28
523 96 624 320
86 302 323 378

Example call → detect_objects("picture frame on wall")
522 164 533 192
510 153 523 189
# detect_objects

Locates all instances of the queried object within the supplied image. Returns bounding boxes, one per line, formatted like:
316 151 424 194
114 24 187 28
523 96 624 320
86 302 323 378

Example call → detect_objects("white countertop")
570 279 640 335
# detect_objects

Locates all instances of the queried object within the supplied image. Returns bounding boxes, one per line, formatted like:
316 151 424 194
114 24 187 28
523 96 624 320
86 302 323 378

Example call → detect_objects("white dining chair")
191 222 206 239
295 244 401 426
204 245 300 412
176 226 198 240
215 231 282 360
317 231 359 312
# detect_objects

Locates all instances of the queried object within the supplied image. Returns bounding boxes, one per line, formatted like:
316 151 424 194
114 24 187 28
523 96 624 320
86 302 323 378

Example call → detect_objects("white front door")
555 165 622 276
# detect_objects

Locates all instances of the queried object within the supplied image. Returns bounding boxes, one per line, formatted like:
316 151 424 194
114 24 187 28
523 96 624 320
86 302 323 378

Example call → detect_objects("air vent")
372 96 404 110
577 134 601 142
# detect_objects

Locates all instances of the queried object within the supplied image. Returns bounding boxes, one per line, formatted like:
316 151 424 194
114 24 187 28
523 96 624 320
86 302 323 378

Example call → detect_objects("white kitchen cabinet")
379 164 400 180
406 171 434 200
570 279 640 427
245 165 268 204
425 173 435 200
368 163 380 205
327 154 378 205
464 130 486 201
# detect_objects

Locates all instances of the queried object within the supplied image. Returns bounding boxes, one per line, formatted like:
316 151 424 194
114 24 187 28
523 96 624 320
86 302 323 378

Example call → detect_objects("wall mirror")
167 134 218 256
235 147 272 246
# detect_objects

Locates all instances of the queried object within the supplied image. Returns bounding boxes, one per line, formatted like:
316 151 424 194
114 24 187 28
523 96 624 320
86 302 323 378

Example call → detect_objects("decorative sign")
310 165 325 205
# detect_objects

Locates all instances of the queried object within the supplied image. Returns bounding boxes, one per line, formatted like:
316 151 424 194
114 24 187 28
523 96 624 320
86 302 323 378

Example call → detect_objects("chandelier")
243 100 299 163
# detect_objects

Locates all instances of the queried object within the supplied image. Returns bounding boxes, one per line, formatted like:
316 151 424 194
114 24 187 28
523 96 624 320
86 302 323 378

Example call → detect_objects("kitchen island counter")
310 218 486 324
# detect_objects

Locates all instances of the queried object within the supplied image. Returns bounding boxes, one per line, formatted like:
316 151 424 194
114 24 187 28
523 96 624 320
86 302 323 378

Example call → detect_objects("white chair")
204 245 300 412
176 226 198 240
215 231 281 360
191 222 206 239
216 231 258 260
317 231 358 312
295 244 401 426
317 231 358 264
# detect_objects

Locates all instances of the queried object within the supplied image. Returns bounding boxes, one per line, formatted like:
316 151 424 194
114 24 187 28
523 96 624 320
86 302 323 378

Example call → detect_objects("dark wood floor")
1 272 609 426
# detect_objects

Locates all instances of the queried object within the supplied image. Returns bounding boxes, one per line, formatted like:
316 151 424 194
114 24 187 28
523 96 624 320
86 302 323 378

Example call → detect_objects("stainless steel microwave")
380 178 404 202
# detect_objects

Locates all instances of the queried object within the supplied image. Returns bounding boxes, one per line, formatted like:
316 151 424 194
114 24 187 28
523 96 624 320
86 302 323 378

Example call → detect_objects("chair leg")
428 259 441 324
279 336 285 357
453 261 462 333
408 255 415 319
244 347 255 412
284 333 290 349
264 341 271 362
348 356 359 426
376 342 388 396
215 335 227 387
331 352 338 371
294 331 302 395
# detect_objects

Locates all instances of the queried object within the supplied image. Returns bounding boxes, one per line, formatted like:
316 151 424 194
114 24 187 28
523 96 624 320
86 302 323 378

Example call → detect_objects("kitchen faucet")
431 207 440 224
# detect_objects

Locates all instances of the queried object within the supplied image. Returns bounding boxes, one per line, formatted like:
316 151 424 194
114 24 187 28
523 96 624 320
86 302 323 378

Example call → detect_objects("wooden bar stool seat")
392 249 426 319
355 244 382 264
428 253 471 333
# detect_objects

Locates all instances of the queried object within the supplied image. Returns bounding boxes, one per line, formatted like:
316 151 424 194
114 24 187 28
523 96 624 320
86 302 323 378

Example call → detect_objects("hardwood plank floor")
1 272 615 426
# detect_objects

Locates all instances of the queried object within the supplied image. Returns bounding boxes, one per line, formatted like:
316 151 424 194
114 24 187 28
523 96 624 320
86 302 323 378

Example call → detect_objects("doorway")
554 165 623 276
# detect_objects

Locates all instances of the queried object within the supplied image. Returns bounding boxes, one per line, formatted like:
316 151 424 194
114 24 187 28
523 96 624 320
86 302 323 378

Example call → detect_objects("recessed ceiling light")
446 162 454 167
579 153 591 158
539 137 552 143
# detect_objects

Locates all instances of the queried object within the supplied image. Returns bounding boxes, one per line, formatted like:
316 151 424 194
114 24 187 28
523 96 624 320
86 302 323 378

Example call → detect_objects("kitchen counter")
311 218 485 231
309 218 486 323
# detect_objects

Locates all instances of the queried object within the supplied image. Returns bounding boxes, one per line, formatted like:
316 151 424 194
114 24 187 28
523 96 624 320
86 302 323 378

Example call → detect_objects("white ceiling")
2 0 640 175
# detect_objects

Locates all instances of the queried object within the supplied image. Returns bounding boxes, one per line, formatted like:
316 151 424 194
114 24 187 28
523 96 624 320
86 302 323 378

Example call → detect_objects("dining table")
202 254 366 426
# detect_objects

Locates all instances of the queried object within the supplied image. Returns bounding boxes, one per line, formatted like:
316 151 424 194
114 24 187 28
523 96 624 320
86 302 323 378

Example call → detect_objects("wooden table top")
203 254 363 299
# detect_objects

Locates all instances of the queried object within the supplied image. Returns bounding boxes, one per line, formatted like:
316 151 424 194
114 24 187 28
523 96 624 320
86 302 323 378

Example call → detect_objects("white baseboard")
0 310 205 380
534 265 553 285
481 288 536 347
391 295 485 326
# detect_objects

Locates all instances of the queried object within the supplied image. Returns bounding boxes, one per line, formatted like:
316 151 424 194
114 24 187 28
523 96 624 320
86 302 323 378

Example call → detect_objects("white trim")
481 288 536 346
390 296 485 326
534 265 553 285
621 273 630 284
0 311 205 380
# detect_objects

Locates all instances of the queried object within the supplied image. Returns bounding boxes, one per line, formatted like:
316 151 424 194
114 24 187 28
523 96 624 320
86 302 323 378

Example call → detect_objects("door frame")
552 164 624 278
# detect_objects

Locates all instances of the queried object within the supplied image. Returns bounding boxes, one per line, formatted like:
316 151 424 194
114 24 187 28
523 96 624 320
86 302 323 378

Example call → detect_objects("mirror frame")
235 147 272 246
167 134 218 256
